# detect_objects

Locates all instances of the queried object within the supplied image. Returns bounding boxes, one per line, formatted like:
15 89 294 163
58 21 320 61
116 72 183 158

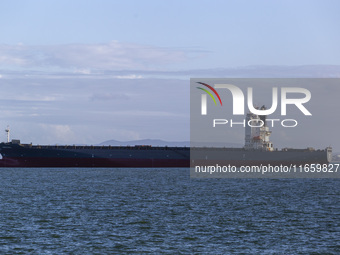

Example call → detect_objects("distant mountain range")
98 139 242 148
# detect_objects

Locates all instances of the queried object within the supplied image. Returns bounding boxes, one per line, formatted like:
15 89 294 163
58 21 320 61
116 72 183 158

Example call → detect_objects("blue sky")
0 0 340 149
2 0 340 69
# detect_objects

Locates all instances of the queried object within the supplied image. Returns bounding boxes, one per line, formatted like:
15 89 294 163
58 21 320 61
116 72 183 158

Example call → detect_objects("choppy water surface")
0 168 339 254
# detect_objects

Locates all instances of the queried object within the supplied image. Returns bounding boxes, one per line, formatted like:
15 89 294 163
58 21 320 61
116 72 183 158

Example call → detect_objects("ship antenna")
5 126 10 143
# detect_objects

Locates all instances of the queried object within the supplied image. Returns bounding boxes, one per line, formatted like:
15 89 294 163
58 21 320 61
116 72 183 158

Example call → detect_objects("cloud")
1 66 339 150
2 65 339 83
90 92 130 101
39 124 75 144
74 69 92 75
0 76 190 145
124 65 340 78
114 74 142 79
0 44 30 66
0 42 190 72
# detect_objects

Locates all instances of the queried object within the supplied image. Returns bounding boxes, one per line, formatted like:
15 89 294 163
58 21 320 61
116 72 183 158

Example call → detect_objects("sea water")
0 168 339 254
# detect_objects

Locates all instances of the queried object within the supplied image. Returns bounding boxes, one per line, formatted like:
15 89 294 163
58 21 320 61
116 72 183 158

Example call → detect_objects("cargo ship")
0 113 332 167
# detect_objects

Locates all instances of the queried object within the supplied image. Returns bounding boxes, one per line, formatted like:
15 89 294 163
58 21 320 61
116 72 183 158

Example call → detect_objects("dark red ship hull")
0 157 190 168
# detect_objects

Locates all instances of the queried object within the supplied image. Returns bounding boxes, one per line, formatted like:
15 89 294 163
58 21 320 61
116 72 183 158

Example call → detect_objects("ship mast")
5 126 10 143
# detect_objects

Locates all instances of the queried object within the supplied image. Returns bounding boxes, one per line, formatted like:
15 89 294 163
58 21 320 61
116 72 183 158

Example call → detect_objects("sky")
0 0 340 150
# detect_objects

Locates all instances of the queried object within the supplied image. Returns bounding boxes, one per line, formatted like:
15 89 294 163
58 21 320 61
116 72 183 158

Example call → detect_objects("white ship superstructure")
244 106 273 151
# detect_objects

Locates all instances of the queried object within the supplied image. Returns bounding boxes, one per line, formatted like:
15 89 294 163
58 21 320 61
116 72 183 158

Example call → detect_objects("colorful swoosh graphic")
196 82 223 106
